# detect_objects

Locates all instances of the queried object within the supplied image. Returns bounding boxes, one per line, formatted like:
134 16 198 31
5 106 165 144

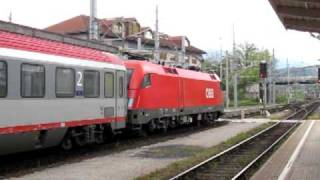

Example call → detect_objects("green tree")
232 42 274 104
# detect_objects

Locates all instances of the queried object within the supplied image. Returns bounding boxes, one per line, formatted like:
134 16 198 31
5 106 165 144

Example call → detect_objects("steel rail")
231 122 298 179
169 122 281 180
286 101 320 120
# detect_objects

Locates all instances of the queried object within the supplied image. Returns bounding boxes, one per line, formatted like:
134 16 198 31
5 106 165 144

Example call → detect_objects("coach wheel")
95 133 104 144
61 135 73 151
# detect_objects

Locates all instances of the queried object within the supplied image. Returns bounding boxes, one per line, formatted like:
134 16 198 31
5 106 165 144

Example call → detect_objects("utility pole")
89 0 99 40
181 36 186 67
154 5 160 63
225 51 230 108
272 49 276 104
287 59 290 104
263 77 267 111
8 11 12 23
268 50 273 104
219 37 223 81
232 24 238 108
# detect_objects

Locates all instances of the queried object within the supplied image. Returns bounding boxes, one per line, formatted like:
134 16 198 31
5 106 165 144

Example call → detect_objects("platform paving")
9 121 264 180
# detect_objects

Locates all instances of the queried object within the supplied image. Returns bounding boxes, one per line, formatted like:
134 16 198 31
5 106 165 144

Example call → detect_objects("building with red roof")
45 15 206 68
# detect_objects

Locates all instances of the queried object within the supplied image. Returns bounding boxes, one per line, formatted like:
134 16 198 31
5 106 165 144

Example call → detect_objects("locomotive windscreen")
127 69 133 88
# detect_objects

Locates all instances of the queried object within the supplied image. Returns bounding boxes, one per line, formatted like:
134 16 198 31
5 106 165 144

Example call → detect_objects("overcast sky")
0 0 319 68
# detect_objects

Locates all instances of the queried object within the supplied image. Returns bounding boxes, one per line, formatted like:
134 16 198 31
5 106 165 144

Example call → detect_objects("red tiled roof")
44 15 206 54
167 36 184 46
45 15 90 34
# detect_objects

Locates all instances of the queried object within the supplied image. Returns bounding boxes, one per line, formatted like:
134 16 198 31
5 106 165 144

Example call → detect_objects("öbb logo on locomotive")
206 88 214 99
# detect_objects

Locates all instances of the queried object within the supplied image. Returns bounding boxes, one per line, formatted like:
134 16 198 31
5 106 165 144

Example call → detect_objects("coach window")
141 74 151 88
56 68 75 97
21 64 45 98
84 70 100 98
104 72 114 98
0 61 7 97
119 76 124 98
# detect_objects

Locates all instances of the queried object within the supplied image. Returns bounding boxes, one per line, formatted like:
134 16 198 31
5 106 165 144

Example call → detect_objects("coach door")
115 70 126 128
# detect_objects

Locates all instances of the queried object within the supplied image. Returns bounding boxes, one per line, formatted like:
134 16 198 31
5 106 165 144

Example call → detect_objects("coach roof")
0 31 123 66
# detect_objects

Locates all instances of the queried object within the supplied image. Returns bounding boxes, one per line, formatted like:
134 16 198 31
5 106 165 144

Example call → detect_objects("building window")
104 72 114 98
0 61 7 97
56 68 75 97
160 52 167 60
21 64 45 97
84 70 100 98
119 77 124 98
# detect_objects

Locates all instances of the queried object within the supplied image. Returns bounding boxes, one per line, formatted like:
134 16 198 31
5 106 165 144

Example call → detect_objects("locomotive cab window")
21 64 45 98
56 68 75 97
0 61 7 97
126 69 133 88
104 72 114 98
84 70 100 98
141 74 151 88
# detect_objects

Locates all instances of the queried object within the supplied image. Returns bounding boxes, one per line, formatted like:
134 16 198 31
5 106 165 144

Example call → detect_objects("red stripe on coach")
0 117 126 135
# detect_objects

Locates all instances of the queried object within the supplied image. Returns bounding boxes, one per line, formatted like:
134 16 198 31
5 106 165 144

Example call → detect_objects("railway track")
286 101 320 120
170 101 320 180
0 121 227 178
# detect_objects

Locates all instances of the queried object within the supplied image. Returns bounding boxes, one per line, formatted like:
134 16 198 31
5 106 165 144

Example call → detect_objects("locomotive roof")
125 60 218 81
0 31 123 66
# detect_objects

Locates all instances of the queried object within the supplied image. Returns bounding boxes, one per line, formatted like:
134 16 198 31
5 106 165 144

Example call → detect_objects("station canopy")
269 0 320 33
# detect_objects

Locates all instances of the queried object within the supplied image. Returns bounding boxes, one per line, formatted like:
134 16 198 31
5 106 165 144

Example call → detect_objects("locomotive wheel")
147 120 156 134
61 135 73 151
161 119 168 133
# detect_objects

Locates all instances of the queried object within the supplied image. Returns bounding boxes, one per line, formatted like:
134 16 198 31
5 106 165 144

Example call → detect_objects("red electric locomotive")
125 60 224 132
0 26 224 156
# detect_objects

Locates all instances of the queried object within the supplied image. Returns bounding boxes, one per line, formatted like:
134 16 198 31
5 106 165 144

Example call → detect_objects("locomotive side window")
21 64 45 98
84 70 100 98
104 72 114 98
0 61 7 98
56 68 75 97
141 74 151 88
119 76 124 98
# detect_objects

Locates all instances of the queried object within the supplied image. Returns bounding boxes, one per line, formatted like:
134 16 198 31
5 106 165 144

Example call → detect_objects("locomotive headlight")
128 98 134 108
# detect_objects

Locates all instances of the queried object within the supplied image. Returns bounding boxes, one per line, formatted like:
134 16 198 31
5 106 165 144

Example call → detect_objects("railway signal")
318 68 320 83
259 61 268 116
259 62 267 79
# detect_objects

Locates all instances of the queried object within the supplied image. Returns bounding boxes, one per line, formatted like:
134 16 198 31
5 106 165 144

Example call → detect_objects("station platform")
252 120 320 180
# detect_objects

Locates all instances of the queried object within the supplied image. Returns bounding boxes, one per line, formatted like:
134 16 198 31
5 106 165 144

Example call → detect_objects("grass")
308 113 320 120
229 98 260 107
135 122 275 180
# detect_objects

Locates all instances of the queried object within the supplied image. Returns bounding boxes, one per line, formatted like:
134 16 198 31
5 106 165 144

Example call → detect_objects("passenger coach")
0 31 127 155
